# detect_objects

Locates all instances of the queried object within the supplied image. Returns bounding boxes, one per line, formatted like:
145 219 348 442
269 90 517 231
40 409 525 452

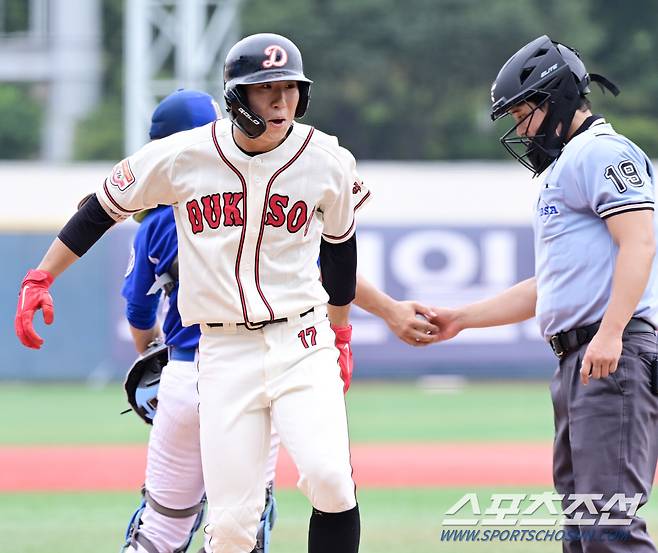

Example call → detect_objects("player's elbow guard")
320 235 357 306
58 193 116 257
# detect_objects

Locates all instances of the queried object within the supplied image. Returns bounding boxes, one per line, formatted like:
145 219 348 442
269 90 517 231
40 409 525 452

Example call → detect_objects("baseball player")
16 33 368 553
119 90 434 552
119 89 280 553
429 36 658 551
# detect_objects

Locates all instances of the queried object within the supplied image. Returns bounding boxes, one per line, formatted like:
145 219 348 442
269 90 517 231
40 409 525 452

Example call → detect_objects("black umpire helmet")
490 35 619 176
224 33 312 139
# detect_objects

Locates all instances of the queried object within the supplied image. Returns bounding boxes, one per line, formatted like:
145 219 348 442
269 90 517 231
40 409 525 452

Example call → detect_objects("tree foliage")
0 85 42 158
241 0 604 158
4 0 658 160
73 0 124 160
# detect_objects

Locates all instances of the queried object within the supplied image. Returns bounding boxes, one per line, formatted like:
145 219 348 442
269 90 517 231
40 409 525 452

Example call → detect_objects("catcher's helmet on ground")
223 33 312 139
490 35 619 176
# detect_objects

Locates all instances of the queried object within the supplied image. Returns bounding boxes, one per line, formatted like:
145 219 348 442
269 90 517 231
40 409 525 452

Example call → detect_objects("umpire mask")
490 35 619 177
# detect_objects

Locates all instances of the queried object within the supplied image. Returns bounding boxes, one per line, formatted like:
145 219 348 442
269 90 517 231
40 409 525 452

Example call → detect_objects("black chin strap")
590 73 620 96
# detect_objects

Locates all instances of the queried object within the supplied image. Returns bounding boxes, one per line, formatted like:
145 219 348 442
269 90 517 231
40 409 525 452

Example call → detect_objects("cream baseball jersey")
97 119 370 326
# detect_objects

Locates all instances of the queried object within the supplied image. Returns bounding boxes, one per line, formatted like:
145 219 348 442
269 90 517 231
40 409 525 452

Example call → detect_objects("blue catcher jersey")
534 118 658 338
122 205 200 349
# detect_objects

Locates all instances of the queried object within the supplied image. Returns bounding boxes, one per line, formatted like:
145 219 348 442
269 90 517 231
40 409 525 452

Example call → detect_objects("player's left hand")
15 269 55 349
580 329 623 385
332 324 353 393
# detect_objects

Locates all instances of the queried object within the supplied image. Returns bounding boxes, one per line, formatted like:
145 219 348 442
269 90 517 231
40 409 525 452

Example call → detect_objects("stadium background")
1 1 657 551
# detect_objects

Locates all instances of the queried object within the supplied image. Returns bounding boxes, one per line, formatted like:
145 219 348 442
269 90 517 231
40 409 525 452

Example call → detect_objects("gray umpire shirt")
533 117 658 339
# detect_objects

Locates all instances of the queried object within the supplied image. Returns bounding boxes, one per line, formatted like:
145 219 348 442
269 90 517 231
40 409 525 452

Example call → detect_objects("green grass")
0 383 149 445
0 381 554 445
1 382 656 551
345 382 553 442
3 488 657 553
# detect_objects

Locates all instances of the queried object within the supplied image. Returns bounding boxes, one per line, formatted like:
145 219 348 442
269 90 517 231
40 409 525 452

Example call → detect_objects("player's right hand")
384 301 440 347
15 269 55 349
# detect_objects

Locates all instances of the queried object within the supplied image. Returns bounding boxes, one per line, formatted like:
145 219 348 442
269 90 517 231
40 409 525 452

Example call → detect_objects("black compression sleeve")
58 193 116 257
319 234 357 306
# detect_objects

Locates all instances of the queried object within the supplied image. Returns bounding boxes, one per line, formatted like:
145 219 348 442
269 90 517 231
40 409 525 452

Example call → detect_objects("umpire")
429 36 658 552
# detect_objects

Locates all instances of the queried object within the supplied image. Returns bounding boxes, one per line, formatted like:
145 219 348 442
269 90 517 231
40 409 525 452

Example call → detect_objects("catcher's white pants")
198 307 356 553
133 358 280 553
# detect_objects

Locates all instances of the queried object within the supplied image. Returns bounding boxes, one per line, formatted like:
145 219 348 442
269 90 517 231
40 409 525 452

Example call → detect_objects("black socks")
308 504 360 553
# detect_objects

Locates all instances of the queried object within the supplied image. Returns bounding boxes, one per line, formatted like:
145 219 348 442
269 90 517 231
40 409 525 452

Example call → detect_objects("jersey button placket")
240 158 269 321
251 167 265 239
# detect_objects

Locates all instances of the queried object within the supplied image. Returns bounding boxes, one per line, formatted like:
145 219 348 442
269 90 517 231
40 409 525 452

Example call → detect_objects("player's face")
509 101 547 138
243 80 300 151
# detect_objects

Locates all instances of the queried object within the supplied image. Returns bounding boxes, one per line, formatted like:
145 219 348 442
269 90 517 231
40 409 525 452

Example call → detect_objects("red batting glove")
331 324 353 394
15 269 55 349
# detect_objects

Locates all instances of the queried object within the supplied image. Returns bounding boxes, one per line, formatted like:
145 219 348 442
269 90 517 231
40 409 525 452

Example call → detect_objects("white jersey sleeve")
574 135 655 219
96 137 180 221
319 145 370 244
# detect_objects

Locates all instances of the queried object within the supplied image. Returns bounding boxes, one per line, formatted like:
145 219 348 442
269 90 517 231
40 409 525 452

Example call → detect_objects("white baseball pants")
198 307 356 553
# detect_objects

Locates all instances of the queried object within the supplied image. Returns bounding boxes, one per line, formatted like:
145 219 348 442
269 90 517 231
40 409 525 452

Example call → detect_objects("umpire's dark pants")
551 328 658 552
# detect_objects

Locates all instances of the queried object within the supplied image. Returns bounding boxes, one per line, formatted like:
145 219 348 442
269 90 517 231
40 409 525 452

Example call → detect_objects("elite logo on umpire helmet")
223 33 312 139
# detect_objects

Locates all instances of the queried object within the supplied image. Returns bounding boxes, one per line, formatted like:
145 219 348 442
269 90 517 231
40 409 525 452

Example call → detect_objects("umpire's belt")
206 307 315 330
549 317 656 360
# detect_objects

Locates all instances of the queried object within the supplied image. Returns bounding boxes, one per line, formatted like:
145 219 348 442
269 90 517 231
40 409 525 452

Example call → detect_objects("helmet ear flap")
224 86 267 139
295 82 311 118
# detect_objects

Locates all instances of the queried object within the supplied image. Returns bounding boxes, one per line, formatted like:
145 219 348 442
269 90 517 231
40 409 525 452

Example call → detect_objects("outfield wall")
2 160 572 381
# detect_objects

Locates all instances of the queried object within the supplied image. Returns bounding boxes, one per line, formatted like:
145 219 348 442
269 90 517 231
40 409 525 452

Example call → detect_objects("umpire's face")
510 101 547 139
244 80 300 151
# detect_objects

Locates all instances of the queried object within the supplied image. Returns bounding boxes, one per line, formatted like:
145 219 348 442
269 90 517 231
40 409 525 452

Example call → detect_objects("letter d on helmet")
223 33 313 139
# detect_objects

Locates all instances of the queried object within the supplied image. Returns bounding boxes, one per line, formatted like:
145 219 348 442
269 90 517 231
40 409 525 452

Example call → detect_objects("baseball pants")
130 357 281 553
198 306 357 553
551 329 658 552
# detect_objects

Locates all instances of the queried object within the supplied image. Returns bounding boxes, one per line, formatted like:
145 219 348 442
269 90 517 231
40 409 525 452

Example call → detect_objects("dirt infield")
0 443 554 491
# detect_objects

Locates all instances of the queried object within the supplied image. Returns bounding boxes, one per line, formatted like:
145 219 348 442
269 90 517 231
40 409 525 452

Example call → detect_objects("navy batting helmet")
149 88 220 140
490 35 619 176
223 33 312 139
132 89 220 223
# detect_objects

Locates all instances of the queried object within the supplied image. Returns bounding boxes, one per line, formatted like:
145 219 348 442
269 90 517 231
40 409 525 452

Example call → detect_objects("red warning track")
0 443 555 492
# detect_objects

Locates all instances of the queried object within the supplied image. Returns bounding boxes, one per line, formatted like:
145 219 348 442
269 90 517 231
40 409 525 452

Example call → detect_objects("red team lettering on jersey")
95 118 370 326
187 194 310 234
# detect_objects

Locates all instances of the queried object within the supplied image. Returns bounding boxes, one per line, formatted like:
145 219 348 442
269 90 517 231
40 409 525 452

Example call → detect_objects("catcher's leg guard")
121 495 148 552
252 482 277 553
120 487 206 553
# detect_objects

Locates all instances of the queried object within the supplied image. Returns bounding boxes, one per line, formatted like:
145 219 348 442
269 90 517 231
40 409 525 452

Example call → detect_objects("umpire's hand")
426 307 464 343
580 329 623 385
